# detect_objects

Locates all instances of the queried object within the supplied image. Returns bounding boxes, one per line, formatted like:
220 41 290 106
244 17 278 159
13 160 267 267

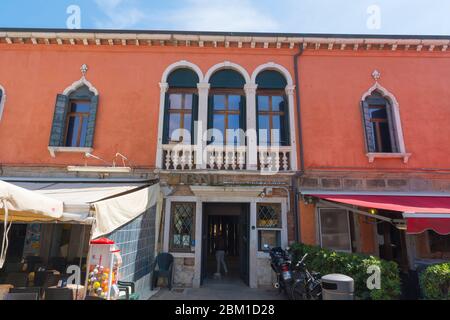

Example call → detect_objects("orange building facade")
0 29 449 292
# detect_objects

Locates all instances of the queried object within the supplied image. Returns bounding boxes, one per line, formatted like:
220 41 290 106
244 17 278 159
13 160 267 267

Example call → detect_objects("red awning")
312 194 450 235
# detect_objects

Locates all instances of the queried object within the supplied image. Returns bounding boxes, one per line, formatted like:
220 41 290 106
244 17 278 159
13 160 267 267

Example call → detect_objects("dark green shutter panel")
191 94 199 145
239 95 247 146
207 95 214 145
168 69 199 88
361 101 376 153
162 93 171 144
256 71 287 90
385 103 399 153
49 94 69 147
256 95 260 146
210 70 245 89
282 96 290 146
84 95 99 148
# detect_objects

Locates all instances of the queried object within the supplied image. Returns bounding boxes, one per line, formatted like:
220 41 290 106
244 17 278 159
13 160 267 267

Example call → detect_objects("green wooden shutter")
385 102 399 153
361 101 376 153
256 95 260 146
240 95 247 146
84 95 99 148
162 93 171 145
282 96 291 146
191 93 199 145
207 95 214 145
49 94 69 147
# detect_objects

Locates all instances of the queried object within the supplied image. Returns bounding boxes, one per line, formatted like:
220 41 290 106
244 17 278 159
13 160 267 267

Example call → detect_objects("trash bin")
321 274 354 300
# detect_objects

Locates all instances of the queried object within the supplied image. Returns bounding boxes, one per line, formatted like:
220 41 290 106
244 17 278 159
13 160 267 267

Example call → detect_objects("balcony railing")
161 144 294 172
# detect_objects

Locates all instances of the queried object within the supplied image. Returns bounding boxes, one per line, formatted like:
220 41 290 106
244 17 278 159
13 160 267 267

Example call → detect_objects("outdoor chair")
4 262 24 273
9 287 42 300
44 288 73 300
43 273 62 288
49 257 67 273
5 273 28 288
25 256 43 273
150 253 174 291
5 293 39 300
33 271 52 287
118 281 139 300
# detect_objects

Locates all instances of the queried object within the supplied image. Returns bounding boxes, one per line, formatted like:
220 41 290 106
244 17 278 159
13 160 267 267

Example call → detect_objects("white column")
286 85 298 171
156 82 169 169
249 201 258 288
193 200 203 288
245 84 258 170
197 82 210 169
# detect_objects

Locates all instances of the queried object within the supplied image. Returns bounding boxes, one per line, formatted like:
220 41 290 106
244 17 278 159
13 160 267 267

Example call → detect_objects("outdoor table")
49 284 85 300
0 285 13 300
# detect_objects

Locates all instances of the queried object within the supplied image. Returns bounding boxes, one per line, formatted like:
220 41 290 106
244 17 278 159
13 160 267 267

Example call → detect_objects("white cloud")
163 0 280 32
94 0 148 29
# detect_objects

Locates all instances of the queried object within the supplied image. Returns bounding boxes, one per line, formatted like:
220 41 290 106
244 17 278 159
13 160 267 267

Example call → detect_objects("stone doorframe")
163 194 288 289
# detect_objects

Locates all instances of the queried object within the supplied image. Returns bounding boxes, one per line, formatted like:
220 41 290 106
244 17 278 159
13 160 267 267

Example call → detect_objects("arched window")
49 84 99 148
362 91 399 153
163 68 199 145
256 71 289 146
208 69 246 146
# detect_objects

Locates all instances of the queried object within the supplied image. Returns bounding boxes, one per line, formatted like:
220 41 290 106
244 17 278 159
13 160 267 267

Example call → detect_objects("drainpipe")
293 44 305 243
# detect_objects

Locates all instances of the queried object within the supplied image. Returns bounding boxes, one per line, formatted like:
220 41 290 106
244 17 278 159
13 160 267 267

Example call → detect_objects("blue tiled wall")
107 206 156 298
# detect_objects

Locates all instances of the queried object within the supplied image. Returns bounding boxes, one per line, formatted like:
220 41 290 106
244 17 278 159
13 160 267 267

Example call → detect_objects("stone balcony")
161 144 295 172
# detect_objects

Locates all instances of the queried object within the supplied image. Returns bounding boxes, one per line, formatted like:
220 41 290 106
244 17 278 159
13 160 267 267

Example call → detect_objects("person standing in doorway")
215 232 228 277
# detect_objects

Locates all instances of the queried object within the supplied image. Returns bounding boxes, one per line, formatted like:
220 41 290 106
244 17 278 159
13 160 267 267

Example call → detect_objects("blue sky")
0 0 448 35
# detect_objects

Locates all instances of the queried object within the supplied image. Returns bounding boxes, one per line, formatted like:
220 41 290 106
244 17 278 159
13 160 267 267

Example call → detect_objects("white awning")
0 181 64 222
0 181 161 232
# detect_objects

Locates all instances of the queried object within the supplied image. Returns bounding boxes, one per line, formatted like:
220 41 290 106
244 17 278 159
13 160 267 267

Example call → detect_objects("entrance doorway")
376 210 420 299
201 203 250 286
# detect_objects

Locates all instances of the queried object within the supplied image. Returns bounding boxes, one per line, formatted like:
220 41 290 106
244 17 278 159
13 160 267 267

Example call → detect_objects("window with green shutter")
255 71 290 146
163 69 199 145
207 69 247 146
49 85 99 148
362 91 398 153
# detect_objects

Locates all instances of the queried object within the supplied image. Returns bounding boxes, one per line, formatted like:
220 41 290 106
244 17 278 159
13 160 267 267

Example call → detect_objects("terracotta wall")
0 44 298 168
298 50 450 171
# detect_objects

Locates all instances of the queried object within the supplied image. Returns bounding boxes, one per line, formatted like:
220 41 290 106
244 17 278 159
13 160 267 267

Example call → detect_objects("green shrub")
419 263 450 300
290 243 401 300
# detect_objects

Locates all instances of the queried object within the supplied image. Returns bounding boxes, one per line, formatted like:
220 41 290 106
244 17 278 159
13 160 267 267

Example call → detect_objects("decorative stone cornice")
1 30 449 52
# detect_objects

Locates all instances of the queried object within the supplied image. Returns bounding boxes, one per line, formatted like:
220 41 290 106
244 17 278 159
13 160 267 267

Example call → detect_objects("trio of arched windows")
162 68 290 148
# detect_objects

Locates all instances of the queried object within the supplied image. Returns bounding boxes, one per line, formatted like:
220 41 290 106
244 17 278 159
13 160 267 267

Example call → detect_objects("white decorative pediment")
361 81 399 107
62 64 98 96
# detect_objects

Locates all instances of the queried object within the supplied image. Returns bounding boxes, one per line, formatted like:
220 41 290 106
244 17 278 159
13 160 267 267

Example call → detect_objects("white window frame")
317 207 352 253
256 203 283 252
361 75 411 163
0 84 6 122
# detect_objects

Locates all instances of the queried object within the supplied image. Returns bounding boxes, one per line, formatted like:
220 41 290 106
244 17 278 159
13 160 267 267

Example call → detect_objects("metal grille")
171 203 195 251
257 204 281 228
